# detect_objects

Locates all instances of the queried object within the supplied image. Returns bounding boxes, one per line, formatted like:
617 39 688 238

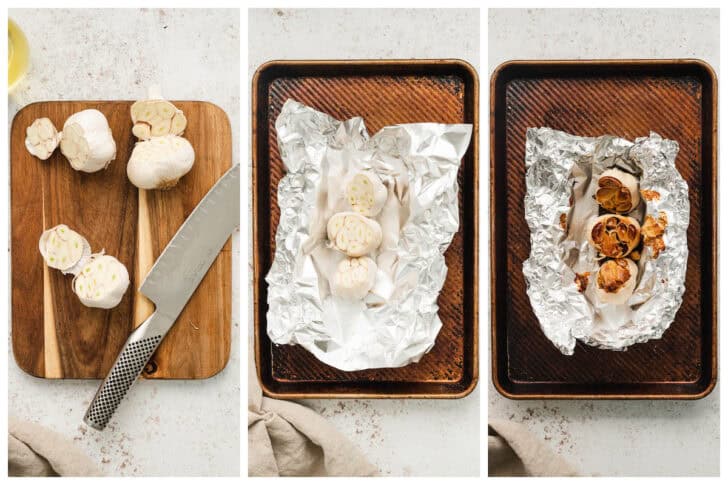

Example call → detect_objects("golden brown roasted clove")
642 211 668 258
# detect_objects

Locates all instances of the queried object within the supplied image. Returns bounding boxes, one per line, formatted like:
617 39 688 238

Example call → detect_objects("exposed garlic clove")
170 112 187 135
327 212 383 257
60 109 116 173
150 117 172 137
586 214 641 259
127 135 195 190
38 224 91 274
595 168 640 214
642 212 667 239
642 211 668 258
595 258 638 305
25 118 61 160
130 99 187 140
345 171 387 217
72 254 130 309
331 256 378 300
132 121 152 140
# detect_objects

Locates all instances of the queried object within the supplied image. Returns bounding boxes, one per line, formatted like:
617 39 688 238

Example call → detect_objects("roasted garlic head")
587 214 641 259
595 168 640 214
595 258 638 305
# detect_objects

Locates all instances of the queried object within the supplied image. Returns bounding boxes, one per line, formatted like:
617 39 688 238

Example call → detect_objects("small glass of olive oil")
8 19 29 91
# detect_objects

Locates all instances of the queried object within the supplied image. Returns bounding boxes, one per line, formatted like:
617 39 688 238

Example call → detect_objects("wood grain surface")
253 60 479 398
490 60 717 399
11 100 232 379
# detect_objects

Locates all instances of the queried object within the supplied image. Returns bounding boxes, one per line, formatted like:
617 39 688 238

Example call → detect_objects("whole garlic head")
595 168 640 214
72 254 130 309
38 224 91 275
25 118 61 160
60 109 116 173
327 212 383 257
130 99 187 140
595 258 638 305
345 171 387 217
331 257 378 300
587 214 641 259
127 135 195 189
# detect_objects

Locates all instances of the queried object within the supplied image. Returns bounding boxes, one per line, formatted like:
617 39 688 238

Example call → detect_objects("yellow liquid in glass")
9 19 29 90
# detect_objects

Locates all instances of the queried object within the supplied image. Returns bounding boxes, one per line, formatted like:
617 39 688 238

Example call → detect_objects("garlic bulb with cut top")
38 224 91 275
587 214 641 259
72 254 130 309
345 171 387 217
25 117 61 160
595 168 640 214
326 212 383 257
59 109 116 173
331 256 378 300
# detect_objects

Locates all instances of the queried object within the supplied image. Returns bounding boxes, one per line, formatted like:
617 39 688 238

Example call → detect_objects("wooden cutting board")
11 101 232 379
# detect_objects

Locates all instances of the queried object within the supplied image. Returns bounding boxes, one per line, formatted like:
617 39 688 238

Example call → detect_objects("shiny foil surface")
523 128 689 355
266 99 472 371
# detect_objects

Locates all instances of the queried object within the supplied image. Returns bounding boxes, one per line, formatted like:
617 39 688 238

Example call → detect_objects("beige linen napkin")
9 416 101 477
489 418 579 477
248 357 378 477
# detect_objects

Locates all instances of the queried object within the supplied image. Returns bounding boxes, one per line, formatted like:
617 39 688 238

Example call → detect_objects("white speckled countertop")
248 8 480 477
488 8 719 477
8 9 240 476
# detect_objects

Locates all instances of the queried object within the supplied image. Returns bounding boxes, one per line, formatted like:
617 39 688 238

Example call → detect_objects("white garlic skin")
127 135 195 190
60 109 116 173
25 118 61 160
38 224 91 275
72 254 130 309
326 211 383 257
595 258 638 305
331 257 378 300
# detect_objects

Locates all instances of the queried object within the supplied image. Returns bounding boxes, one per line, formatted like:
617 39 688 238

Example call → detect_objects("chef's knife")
83 164 240 430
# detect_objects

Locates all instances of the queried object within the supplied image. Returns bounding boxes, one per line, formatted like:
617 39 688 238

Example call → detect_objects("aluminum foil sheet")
523 127 689 355
266 99 472 371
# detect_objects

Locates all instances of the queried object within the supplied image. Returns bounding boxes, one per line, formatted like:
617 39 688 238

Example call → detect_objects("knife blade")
83 164 240 430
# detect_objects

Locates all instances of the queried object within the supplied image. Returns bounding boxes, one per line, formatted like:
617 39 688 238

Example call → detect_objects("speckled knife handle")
83 312 169 430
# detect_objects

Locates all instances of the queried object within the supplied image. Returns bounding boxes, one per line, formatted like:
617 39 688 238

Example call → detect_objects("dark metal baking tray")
253 59 479 398
491 59 717 399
